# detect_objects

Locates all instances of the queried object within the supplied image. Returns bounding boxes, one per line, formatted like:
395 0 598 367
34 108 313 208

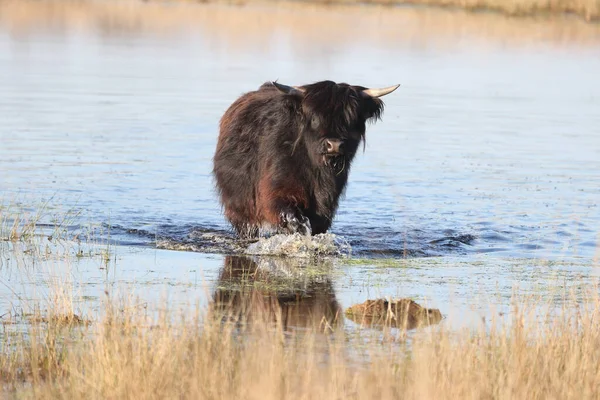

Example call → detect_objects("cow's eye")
310 115 320 130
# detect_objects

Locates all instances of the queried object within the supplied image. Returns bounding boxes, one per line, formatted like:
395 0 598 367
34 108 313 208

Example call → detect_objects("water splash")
251 255 335 282
245 233 351 258
153 228 353 257
111 223 479 257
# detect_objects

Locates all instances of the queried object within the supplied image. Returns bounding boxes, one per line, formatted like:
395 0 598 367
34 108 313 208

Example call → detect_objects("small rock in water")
245 233 351 257
345 298 443 330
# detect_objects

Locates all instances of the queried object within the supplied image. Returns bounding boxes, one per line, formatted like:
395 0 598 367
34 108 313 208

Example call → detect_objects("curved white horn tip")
363 84 401 98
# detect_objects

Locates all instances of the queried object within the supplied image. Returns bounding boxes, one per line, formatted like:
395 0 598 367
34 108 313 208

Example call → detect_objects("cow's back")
213 85 282 237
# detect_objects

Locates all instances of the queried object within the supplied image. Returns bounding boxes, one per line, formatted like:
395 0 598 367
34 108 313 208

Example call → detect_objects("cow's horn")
272 81 305 95
362 84 401 98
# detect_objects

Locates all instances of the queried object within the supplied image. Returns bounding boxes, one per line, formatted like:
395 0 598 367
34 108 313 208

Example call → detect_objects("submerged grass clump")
0 200 49 242
345 298 443 329
0 197 85 243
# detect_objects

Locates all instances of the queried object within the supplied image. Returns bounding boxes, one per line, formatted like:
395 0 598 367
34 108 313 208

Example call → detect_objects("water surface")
1 1 599 332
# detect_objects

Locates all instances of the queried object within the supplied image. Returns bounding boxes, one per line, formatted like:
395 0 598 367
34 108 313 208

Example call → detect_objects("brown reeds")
1 286 599 399
5 0 597 22
0 0 599 51
335 0 600 21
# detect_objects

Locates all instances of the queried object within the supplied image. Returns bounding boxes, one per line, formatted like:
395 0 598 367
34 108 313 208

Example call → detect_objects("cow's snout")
325 139 344 155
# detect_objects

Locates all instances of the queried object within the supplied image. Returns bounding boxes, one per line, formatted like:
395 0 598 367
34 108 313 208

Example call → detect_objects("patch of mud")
245 233 351 258
345 298 443 330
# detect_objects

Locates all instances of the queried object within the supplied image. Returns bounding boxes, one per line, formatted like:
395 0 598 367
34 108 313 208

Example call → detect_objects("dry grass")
0 198 83 242
116 0 600 21
1 0 599 52
337 0 600 21
11 0 597 21
0 202 48 242
1 286 599 399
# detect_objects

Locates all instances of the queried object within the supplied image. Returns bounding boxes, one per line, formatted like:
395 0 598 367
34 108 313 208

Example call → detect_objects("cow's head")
272 80 399 172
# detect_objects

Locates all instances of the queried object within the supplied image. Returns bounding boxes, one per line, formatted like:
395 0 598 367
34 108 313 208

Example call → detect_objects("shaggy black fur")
213 80 386 238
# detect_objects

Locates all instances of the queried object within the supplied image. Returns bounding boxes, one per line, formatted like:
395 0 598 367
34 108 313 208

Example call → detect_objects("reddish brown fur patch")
257 170 309 226
216 93 262 152
224 206 257 229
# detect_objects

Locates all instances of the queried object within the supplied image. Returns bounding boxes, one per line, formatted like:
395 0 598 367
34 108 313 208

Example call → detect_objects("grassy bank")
2 289 599 399
1 209 599 398
10 0 596 22
1 0 599 57
324 0 600 21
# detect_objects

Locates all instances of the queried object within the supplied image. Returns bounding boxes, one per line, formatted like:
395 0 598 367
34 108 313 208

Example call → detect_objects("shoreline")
1 0 599 49
289 0 600 23
1 0 599 25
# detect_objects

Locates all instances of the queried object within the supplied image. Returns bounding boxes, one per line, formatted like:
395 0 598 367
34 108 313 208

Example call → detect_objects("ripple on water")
156 231 249 254
109 219 591 259
110 220 485 257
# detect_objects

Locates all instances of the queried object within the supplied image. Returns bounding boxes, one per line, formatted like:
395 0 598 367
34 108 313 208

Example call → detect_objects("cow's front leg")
258 174 311 236
279 208 312 236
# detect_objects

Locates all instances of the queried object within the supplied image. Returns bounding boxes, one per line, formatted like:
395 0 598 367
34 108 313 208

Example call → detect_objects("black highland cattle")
213 80 399 238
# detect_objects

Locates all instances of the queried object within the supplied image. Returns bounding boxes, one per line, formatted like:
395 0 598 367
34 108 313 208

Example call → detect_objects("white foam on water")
244 233 351 258
251 256 329 279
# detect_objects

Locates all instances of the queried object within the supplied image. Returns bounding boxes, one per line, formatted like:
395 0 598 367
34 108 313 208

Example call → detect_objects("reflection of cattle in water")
211 256 342 331
213 80 400 238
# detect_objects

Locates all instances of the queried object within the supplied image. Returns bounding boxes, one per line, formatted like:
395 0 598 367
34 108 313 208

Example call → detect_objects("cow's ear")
272 81 305 96
362 99 385 122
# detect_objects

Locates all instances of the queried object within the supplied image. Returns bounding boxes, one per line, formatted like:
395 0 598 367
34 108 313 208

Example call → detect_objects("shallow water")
1 240 597 334
1 1 599 258
0 1 599 332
